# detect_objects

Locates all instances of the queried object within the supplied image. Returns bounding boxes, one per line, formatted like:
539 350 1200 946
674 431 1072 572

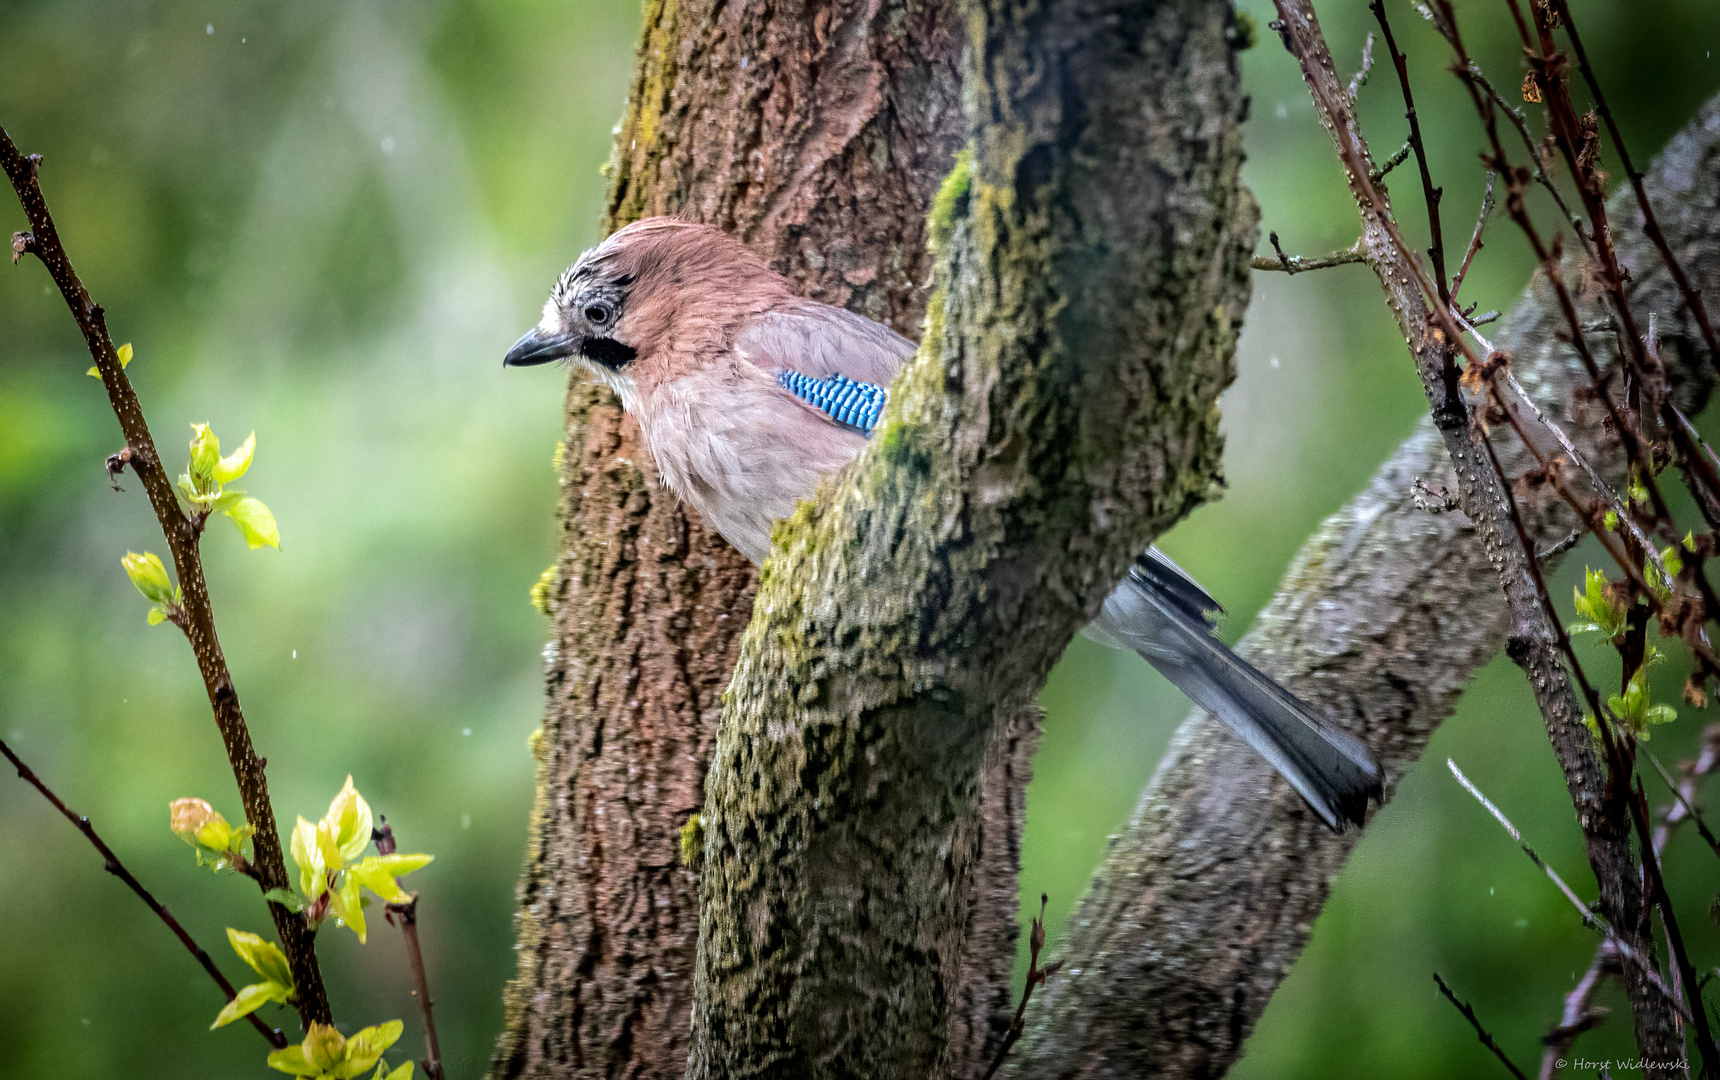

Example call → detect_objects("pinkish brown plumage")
507 219 909 560
506 217 1382 831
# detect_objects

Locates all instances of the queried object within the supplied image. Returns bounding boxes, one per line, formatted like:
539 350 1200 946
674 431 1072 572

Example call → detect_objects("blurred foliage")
1 1 1718 1078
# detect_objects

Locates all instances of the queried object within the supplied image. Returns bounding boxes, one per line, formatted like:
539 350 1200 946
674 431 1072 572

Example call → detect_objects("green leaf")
189 423 221 488
227 927 294 987
211 979 289 1029
267 1045 320 1077
372 1062 414 1080
214 431 255 485
122 551 174 605
1572 567 1625 639
328 869 367 942
333 1020 404 1079
147 606 168 626
349 853 433 904
292 816 329 899
262 887 308 913
323 776 374 863
1646 703 1679 728
225 497 280 550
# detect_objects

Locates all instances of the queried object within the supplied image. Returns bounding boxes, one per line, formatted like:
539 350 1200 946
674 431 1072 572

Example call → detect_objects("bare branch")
375 819 445 1080
1011 91 1720 1080
1251 230 1364 273
1370 139 1412 182
1345 31 1376 103
1540 943 1616 1080
1452 171 1496 301
1433 972 1531 1080
0 737 287 1049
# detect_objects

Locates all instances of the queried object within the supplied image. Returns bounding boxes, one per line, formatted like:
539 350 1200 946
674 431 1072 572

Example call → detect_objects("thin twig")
1370 0 1448 304
981 893 1062 1080
375 819 445 1080
1538 943 1616 1080
1433 972 1531 1080
1252 230 1365 274
1552 0 1720 370
1346 31 1376 103
1370 140 1412 183
0 737 287 1049
1452 171 1496 302
0 128 330 1025
1488 360 1672 588
1536 528 1582 562
1647 733 1720 861
1447 759 1687 1018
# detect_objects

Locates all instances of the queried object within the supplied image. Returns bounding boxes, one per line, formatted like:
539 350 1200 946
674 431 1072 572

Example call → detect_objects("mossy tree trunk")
491 1 975 1076
687 0 1257 1075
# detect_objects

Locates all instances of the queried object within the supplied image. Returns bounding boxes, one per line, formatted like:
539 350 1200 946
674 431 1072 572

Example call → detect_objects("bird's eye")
584 302 613 325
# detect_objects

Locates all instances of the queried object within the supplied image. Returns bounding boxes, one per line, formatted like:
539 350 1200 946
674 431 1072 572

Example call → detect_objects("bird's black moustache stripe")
581 337 637 369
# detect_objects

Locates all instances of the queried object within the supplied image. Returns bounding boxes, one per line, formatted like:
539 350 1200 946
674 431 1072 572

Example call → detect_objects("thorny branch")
1267 3 1700 1071
0 737 288 1049
0 127 330 1027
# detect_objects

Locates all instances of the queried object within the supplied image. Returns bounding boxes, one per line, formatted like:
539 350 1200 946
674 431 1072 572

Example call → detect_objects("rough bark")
490 2 967 1077
1009 91 1720 1080
687 0 1257 1076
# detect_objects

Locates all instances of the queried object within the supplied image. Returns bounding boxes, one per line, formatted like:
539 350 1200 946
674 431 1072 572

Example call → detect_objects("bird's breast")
638 367 868 563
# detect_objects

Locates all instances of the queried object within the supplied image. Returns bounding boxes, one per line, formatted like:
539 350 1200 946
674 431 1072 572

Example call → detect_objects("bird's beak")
503 327 579 368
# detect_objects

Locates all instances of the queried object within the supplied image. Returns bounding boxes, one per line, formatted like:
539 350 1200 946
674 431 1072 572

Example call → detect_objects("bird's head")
504 218 792 403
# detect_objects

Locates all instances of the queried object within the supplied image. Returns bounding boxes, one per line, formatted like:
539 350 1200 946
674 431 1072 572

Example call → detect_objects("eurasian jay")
506 217 1382 831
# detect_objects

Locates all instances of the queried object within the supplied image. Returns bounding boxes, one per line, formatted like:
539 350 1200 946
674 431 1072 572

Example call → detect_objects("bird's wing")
732 299 917 387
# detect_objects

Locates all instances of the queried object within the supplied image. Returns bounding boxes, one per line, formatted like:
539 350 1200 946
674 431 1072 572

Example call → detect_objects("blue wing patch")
777 371 888 435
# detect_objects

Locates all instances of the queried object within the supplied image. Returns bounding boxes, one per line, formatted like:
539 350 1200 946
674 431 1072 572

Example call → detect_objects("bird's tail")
1086 550 1383 832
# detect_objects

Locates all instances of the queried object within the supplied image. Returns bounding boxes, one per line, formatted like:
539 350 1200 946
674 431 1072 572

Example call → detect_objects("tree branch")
0 126 329 1028
689 0 1257 1074
1009 89 1720 1080
1 737 288 1049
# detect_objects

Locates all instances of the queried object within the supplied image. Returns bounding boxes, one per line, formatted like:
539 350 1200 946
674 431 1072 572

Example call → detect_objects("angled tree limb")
1010 88 1720 1080
688 0 1257 1074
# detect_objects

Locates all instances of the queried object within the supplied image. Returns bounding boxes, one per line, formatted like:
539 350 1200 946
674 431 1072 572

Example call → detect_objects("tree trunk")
687 0 1257 1075
490 2 966 1077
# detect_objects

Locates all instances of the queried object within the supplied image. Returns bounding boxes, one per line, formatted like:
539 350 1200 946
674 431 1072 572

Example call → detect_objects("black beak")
504 327 579 368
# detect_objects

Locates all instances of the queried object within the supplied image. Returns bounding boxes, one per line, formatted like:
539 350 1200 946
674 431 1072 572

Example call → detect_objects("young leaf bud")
122 550 174 605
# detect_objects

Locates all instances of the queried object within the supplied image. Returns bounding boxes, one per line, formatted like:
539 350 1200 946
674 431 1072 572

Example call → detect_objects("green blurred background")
2 1 1718 1076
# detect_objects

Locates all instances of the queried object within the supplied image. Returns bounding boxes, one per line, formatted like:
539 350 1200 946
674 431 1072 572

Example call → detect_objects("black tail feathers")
1086 550 1383 832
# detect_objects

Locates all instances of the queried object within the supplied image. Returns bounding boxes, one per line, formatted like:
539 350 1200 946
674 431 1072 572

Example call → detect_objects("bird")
505 217 1382 831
